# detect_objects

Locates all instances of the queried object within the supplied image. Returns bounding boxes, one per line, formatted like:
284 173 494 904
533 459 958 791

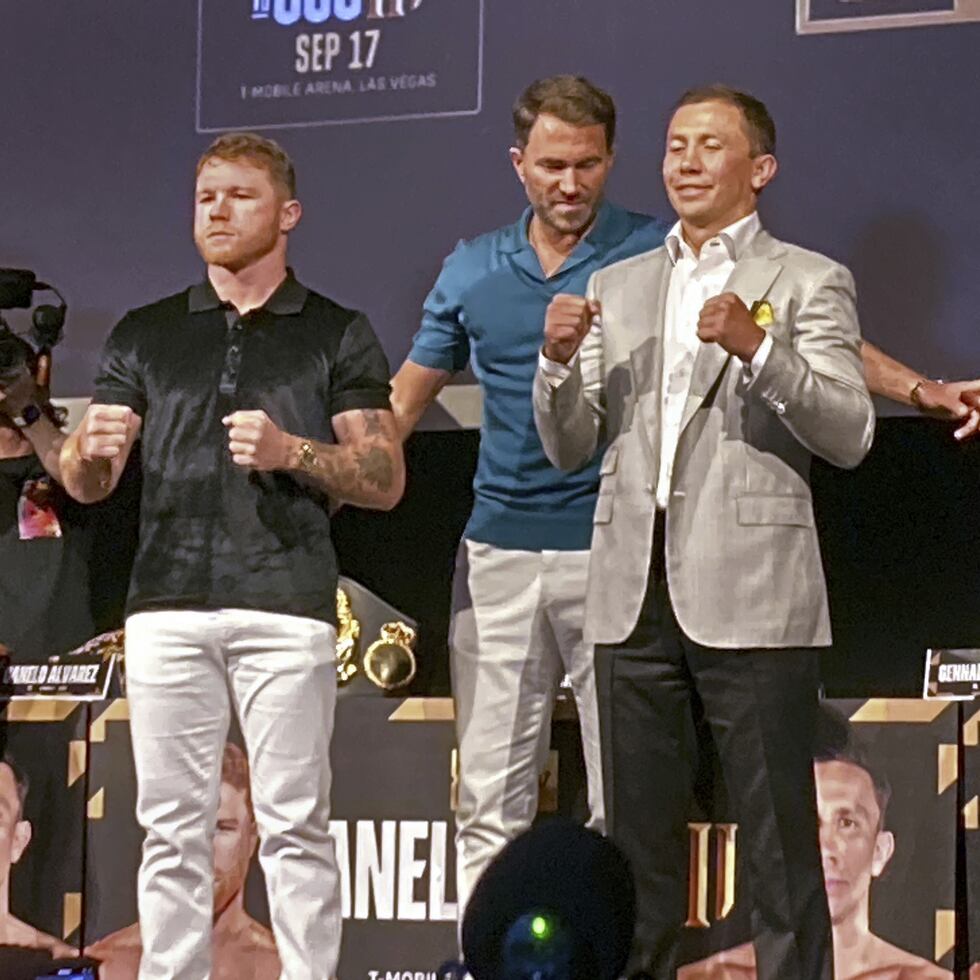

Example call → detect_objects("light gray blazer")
533 228 875 649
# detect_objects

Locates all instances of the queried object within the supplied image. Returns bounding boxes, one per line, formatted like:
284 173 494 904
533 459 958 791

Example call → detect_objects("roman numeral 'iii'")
686 823 738 928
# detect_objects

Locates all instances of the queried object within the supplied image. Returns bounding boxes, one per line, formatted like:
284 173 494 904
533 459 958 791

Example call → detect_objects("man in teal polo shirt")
390 74 669 912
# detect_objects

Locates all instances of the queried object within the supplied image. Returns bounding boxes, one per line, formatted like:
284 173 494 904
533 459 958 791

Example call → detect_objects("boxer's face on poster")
212 781 256 913
193 157 298 273
510 114 614 238
0 764 31 883
663 100 773 233
816 759 894 925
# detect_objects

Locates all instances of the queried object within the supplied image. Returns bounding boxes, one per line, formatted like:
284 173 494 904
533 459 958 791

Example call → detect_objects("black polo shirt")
93 271 391 626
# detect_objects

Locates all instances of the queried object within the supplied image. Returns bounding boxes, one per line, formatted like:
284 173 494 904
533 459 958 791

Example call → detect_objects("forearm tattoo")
292 410 397 503
353 444 395 492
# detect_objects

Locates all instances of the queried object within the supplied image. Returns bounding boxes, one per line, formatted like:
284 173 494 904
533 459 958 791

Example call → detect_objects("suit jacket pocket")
736 494 813 527
594 492 615 524
599 446 619 476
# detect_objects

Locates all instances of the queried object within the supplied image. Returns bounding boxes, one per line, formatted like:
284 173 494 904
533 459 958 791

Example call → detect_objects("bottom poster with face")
82 697 466 980
78 693 964 978
0 700 87 965
83 699 287 980
678 698 959 980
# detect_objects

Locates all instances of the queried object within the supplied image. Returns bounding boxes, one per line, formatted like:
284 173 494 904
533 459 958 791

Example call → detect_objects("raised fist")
543 294 601 365
78 405 138 460
697 293 765 362
223 409 289 471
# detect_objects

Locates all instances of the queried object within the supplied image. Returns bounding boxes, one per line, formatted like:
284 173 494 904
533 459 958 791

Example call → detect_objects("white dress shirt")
656 212 770 507
539 211 772 509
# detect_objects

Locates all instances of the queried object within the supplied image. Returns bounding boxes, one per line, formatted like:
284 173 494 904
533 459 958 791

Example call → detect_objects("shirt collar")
665 211 761 266
188 268 308 315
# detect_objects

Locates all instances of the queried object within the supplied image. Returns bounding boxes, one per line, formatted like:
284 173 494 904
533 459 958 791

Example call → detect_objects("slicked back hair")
197 131 297 200
513 75 616 152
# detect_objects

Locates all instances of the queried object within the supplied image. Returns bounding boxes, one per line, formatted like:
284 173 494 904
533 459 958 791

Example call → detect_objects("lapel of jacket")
629 251 671 477
677 229 784 437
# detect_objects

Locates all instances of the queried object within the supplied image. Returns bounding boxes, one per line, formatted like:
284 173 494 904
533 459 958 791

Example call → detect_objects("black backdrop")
330 418 980 698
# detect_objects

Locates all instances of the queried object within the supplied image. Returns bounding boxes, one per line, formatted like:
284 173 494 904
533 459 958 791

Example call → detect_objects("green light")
530 915 552 941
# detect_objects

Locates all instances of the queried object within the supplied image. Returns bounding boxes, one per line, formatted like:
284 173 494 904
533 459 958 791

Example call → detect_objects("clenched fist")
223 409 289 471
697 293 765 362
78 405 139 460
543 294 601 365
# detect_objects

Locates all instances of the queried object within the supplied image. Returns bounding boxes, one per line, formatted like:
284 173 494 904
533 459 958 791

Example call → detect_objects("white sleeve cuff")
538 349 578 387
743 333 774 381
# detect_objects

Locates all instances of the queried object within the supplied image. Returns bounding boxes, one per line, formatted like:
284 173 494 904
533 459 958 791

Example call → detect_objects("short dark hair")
673 85 776 157
513 75 616 151
197 131 297 199
1 753 29 819
813 704 891 827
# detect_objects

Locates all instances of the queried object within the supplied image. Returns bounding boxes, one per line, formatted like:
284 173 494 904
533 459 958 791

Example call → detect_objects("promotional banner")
678 699 959 979
0 695 955 976
330 696 458 978
82 698 464 978
79 694 586 978
197 0 484 131
0 700 87 958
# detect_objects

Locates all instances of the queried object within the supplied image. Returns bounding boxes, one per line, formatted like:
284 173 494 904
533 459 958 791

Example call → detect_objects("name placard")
2 654 117 700
923 647 980 700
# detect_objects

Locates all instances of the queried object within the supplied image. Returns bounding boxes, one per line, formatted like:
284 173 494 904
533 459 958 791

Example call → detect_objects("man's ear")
11 819 32 865
280 198 303 233
751 154 778 193
870 829 895 878
509 147 525 186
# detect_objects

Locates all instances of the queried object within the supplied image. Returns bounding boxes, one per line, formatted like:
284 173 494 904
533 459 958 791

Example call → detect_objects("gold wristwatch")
296 439 319 473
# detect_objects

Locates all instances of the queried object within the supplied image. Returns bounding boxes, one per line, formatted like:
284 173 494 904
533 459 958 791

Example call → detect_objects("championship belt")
335 578 419 695
363 621 417 692
335 587 361 684
67 628 126 662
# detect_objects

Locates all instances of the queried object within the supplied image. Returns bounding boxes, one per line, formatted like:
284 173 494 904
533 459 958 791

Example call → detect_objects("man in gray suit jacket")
533 86 875 980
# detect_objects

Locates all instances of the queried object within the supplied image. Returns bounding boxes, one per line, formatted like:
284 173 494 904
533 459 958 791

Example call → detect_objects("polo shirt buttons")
220 320 244 395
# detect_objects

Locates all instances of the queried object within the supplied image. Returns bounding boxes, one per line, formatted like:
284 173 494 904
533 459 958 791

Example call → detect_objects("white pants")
125 608 340 980
450 541 604 913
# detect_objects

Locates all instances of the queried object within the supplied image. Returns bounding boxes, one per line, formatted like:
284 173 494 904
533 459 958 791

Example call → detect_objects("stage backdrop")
1 2 979 398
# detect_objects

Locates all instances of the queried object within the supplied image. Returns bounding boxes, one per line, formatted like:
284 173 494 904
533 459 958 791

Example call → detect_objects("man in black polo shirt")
61 132 404 980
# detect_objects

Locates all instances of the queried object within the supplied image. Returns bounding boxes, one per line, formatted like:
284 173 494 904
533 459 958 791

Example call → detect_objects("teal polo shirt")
408 202 668 551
